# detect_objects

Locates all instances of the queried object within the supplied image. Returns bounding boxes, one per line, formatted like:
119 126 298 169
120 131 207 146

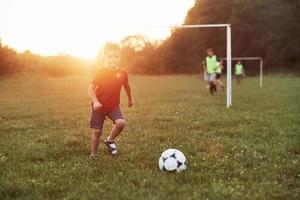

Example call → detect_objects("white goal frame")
112 24 233 108
221 57 263 88
173 24 232 108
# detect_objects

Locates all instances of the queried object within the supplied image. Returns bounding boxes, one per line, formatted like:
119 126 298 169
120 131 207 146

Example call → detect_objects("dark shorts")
216 73 221 79
236 74 243 80
90 106 124 130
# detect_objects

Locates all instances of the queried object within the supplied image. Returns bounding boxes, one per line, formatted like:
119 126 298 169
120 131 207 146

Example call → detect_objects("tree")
153 0 300 74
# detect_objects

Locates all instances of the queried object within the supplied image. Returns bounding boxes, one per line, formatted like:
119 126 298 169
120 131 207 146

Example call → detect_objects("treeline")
120 0 300 74
1 0 299 76
0 42 89 76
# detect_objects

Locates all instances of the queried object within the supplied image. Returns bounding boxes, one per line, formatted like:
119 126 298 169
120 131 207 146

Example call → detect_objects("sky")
0 0 195 58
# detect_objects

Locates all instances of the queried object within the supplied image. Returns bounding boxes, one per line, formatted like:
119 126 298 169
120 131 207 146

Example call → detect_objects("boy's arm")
202 60 207 72
123 81 134 108
220 61 224 69
216 57 221 70
88 83 102 110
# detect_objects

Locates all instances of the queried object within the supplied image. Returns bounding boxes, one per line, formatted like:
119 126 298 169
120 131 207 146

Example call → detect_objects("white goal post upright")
227 25 232 107
172 24 232 108
260 59 263 88
221 57 264 88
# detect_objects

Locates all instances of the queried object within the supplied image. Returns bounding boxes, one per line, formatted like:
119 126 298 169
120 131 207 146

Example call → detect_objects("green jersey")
205 55 218 74
235 64 243 75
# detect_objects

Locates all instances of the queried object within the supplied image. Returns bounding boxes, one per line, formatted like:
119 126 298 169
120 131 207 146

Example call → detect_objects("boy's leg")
205 73 209 88
213 81 217 92
91 129 103 156
104 107 125 155
90 106 106 156
217 79 224 90
209 81 214 95
107 119 125 142
106 107 125 142
212 74 217 93
236 75 241 85
207 74 214 95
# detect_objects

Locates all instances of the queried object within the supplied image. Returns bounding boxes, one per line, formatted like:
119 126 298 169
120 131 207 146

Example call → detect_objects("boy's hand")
128 99 134 108
93 101 102 111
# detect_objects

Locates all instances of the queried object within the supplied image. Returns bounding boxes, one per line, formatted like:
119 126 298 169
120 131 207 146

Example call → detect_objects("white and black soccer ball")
159 149 187 172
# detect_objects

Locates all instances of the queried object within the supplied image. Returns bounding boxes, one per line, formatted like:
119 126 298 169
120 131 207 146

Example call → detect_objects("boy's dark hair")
104 43 120 53
206 48 213 52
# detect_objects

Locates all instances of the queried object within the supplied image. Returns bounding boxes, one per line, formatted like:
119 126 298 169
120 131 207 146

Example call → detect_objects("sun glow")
0 0 194 58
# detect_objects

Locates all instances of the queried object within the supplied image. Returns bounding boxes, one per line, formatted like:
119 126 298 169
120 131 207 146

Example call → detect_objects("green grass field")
0 74 299 200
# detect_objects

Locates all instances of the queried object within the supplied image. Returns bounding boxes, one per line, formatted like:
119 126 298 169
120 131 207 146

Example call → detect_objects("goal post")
220 57 264 88
109 24 233 108
170 24 233 108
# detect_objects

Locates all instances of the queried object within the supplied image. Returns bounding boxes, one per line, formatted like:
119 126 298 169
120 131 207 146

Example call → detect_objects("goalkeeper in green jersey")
202 48 220 95
235 61 244 85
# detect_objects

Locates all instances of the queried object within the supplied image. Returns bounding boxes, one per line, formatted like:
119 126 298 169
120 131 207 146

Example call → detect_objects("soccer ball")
159 149 187 172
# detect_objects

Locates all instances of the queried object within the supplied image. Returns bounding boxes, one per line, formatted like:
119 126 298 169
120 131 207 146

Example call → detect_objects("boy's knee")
93 129 102 137
115 119 126 129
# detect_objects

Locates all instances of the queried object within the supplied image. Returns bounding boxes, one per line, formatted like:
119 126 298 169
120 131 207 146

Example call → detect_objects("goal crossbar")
110 24 230 29
173 24 230 28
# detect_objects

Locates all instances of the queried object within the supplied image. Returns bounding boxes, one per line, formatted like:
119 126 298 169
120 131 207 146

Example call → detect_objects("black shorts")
236 74 243 80
90 106 124 130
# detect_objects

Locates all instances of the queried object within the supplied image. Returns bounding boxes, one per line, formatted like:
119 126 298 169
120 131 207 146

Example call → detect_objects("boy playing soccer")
202 48 220 95
235 61 244 85
88 43 134 157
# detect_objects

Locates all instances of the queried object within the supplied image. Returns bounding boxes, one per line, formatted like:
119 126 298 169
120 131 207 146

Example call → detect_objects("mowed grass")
0 74 299 200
